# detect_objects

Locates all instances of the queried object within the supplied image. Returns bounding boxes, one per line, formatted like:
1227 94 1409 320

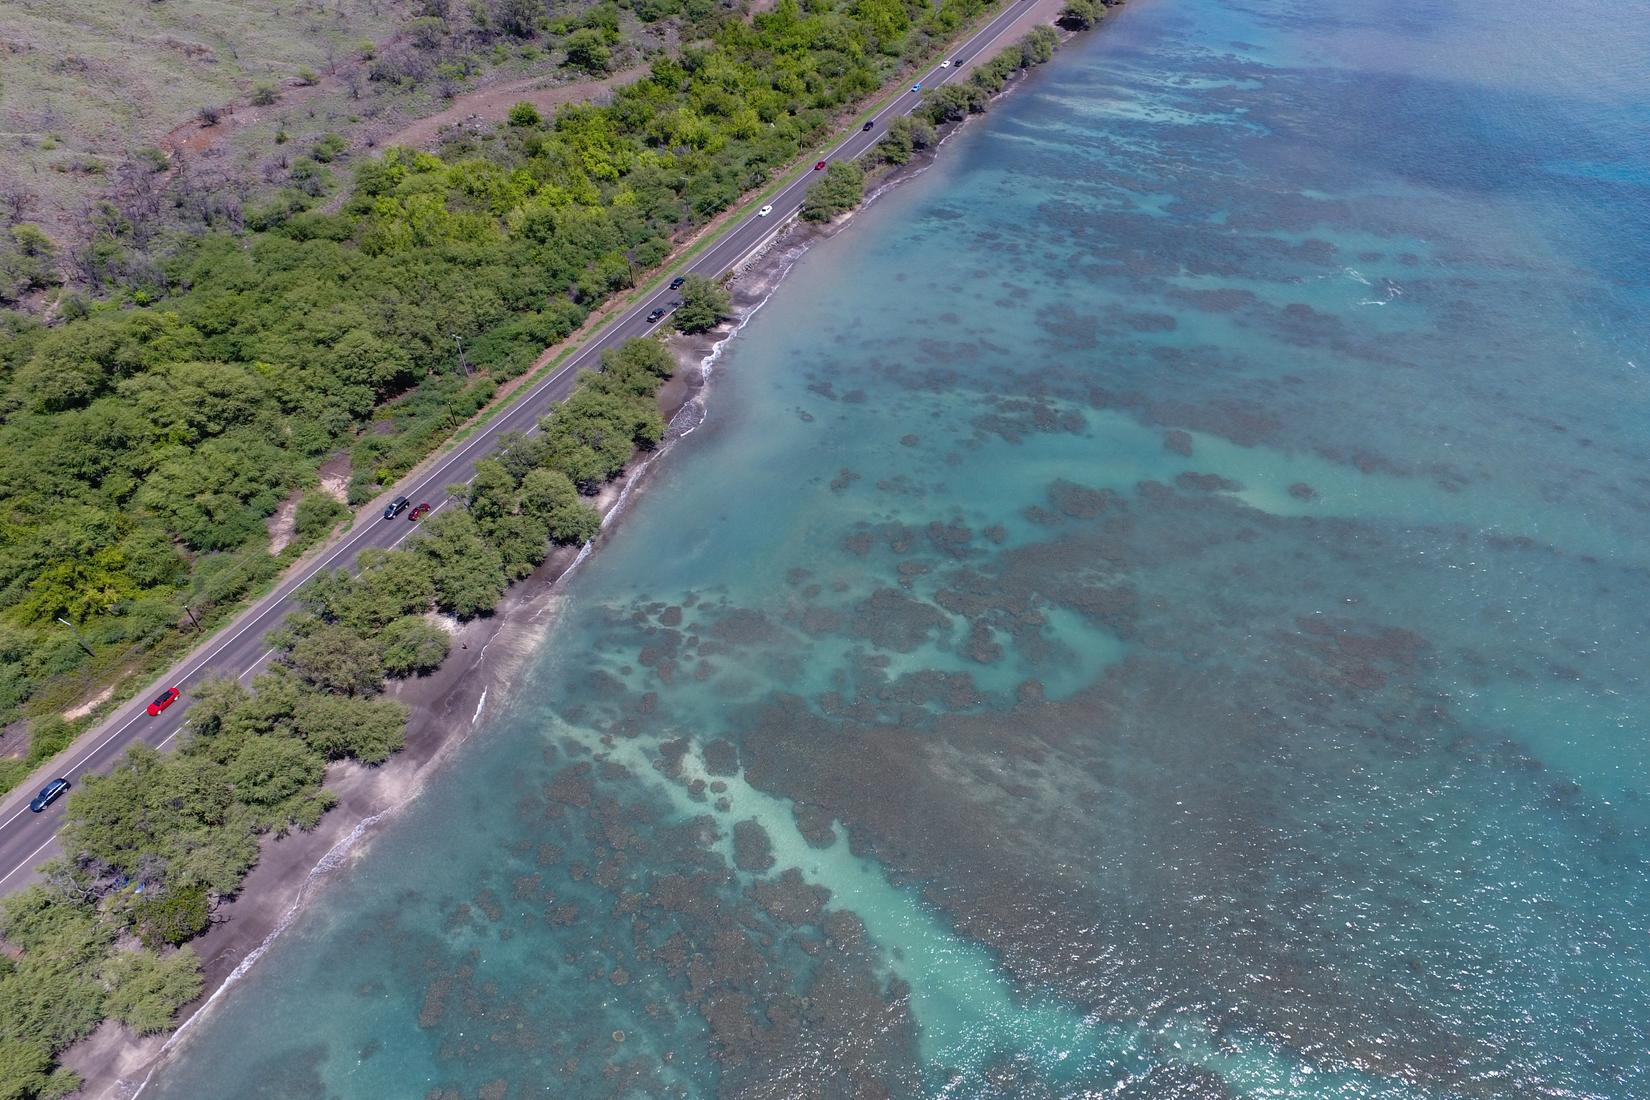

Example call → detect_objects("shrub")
251 84 279 107
130 884 211 949
564 28 611 74
412 511 506 618
379 616 451 677
283 623 385 695
293 492 348 544
508 101 542 127
101 949 204 1034
1058 0 1098 28
672 274 731 335
800 160 864 222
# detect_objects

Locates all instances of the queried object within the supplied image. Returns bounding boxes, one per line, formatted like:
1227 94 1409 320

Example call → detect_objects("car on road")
669 276 685 289
758 204 774 217
408 501 431 521
940 60 950 67
146 687 180 716
814 160 827 171
954 57 964 66
862 120 874 132
646 307 667 324
29 778 69 813
384 495 411 520
911 82 922 93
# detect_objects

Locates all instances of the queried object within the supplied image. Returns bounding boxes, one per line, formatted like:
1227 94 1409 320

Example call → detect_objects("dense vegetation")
672 274 734 335
0 0 1108 1090
0 0 1006 777
0 337 667 1098
801 160 867 222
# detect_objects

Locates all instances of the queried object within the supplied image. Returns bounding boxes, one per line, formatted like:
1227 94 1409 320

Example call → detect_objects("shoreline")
68 4 1095 1093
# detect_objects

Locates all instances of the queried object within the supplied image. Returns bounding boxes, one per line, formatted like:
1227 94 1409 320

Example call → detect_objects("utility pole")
56 616 94 658
453 333 471 378
182 603 202 631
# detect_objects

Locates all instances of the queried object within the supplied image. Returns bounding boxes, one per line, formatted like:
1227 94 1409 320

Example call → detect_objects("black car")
862 120 875 132
30 778 69 813
668 276 685 290
953 57 963 66
646 307 667 324
384 495 410 520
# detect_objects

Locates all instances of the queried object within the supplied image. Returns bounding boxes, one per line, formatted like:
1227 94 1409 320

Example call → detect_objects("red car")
147 687 180 716
408 501 432 521
814 160 827 171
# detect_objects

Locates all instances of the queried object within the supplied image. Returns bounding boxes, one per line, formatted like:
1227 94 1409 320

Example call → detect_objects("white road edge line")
0 836 57 889
0 0 1036 876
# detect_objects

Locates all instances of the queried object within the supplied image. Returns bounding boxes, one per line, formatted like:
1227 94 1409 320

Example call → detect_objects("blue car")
911 82 922 93
30 778 69 812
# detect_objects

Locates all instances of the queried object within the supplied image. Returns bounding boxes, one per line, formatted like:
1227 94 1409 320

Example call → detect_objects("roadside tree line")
0 337 681 1100
795 21 1079 224
0 0 1000 780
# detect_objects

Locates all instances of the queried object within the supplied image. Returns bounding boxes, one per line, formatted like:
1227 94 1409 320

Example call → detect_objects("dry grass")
0 0 411 230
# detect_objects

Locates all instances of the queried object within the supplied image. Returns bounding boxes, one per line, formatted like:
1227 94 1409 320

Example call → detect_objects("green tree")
0 1037 52 1100
1021 25 1060 64
411 510 506 618
101 949 204 1035
921 83 981 124
293 492 348 543
227 735 324 807
466 458 517 530
283 623 385 696
507 101 542 127
378 615 451 677
293 692 407 763
564 28 611 74
672 274 731 335
800 160 865 222
129 885 212 949
519 467 601 544
497 0 540 37
1057 0 1097 29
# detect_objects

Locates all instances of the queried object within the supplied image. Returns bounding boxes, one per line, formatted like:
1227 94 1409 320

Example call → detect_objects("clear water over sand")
147 0 1650 1095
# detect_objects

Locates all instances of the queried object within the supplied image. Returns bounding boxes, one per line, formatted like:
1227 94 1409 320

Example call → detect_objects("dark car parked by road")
863 120 875 131
669 276 685 289
30 778 69 813
408 501 431 521
384 496 411 519
646 307 667 324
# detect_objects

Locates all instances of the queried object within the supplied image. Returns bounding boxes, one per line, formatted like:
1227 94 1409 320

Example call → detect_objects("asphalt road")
0 0 1038 893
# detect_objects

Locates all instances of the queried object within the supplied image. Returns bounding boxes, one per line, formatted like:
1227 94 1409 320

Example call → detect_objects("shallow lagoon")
148 0 1650 1095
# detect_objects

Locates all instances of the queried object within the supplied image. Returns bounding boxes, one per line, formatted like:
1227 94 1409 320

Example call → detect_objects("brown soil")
157 63 640 168
379 66 644 151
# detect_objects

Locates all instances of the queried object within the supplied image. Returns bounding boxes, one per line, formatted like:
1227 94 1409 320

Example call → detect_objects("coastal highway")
0 0 1039 893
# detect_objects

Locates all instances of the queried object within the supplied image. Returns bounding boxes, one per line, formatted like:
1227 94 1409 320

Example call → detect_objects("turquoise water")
146 0 1650 1096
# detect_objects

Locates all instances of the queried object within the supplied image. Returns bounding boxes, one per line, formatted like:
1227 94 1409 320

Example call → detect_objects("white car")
758 204 774 217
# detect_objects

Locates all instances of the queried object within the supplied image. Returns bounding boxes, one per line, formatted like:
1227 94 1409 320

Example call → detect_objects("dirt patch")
318 453 351 504
266 494 300 557
381 66 644 151
62 685 116 723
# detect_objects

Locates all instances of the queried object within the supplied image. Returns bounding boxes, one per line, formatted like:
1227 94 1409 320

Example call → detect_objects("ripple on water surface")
145 0 1650 1095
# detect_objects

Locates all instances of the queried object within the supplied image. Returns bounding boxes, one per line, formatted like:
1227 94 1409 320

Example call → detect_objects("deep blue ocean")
145 0 1650 1095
